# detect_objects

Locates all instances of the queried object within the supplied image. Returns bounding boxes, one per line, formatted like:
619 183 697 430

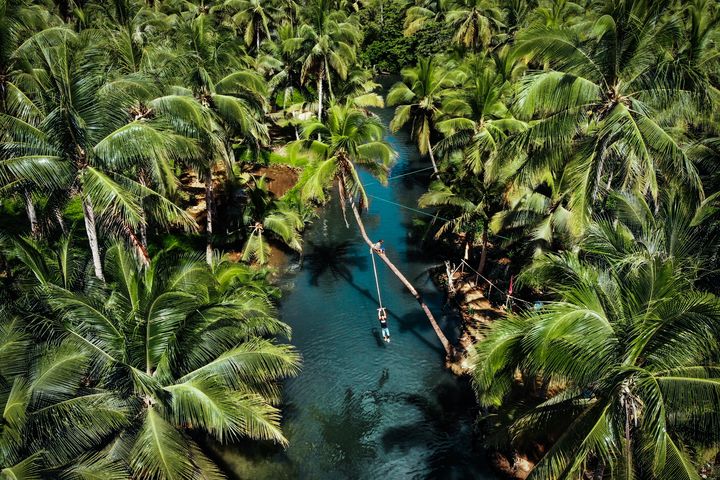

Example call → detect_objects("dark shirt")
380 319 388 328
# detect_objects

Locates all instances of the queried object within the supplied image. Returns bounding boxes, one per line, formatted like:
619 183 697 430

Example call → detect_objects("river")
220 105 498 479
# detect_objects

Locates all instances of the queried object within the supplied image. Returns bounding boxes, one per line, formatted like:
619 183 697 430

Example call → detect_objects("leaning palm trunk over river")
340 175 453 358
300 104 454 360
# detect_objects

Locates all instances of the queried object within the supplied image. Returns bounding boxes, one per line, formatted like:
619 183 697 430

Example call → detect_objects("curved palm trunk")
205 170 214 265
342 178 453 358
82 198 105 281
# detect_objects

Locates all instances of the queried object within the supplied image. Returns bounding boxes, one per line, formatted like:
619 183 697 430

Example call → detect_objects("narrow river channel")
222 104 498 479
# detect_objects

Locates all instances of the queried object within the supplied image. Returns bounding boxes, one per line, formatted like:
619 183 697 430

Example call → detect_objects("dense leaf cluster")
383 0 720 478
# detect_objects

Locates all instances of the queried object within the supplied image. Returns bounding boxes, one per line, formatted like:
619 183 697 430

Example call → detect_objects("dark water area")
220 104 497 479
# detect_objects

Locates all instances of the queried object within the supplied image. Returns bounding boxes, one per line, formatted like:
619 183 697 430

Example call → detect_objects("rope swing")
370 247 391 343
370 250 383 310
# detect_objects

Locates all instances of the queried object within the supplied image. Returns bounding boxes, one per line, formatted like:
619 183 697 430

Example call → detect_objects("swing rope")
370 251 383 310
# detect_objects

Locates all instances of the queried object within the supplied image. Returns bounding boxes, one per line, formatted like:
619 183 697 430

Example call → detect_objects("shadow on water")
302 240 368 286
376 380 483 479
307 370 479 479
302 376 485 479
312 388 381 477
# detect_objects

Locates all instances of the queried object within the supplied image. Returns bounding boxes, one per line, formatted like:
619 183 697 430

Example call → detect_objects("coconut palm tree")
154 11 270 264
265 21 303 102
659 0 720 125
240 176 304 264
529 0 587 29
404 0 504 49
298 0 361 120
473 201 720 479
335 66 386 108
0 0 57 237
222 0 279 53
0 308 129 480
445 0 504 50
509 0 701 229
387 56 462 174
500 0 534 35
274 0 300 26
263 21 308 138
403 0 448 37
435 54 526 175
489 171 573 258
0 28 195 280
418 161 507 275
298 103 454 357
242 201 304 263
3 238 300 479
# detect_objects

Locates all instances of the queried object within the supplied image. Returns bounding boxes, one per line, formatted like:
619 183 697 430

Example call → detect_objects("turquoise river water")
221 105 498 479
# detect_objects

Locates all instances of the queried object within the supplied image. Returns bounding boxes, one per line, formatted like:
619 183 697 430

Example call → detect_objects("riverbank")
429 265 542 480
428 264 505 375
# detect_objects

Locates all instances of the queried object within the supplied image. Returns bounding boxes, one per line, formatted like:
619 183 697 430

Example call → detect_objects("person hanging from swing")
378 307 390 343
372 239 385 254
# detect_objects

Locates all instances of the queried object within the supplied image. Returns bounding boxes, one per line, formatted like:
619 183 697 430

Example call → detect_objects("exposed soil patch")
249 164 299 198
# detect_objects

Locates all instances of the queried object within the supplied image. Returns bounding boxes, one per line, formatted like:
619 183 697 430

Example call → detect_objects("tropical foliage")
1 236 299 478
392 0 720 477
3 0 720 478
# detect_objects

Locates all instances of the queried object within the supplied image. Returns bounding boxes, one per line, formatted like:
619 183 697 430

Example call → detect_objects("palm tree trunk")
325 60 334 101
125 224 151 267
445 260 455 297
55 206 67 235
337 175 351 228
343 178 453 358
23 189 40 237
427 140 439 175
317 73 324 120
478 222 488 275
82 198 105 281
138 169 149 250
205 170 214 265
625 403 632 477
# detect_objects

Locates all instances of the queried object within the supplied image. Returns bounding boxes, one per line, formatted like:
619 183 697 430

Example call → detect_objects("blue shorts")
382 327 390 337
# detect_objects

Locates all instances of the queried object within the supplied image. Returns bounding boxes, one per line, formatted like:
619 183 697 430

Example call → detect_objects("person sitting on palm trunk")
372 239 385 254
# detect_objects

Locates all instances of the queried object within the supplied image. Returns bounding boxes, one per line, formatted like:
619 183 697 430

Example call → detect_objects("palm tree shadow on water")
307 374 487 479
301 239 445 355
303 240 367 287
310 388 382 477
374 380 490 479
304 368 399 478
